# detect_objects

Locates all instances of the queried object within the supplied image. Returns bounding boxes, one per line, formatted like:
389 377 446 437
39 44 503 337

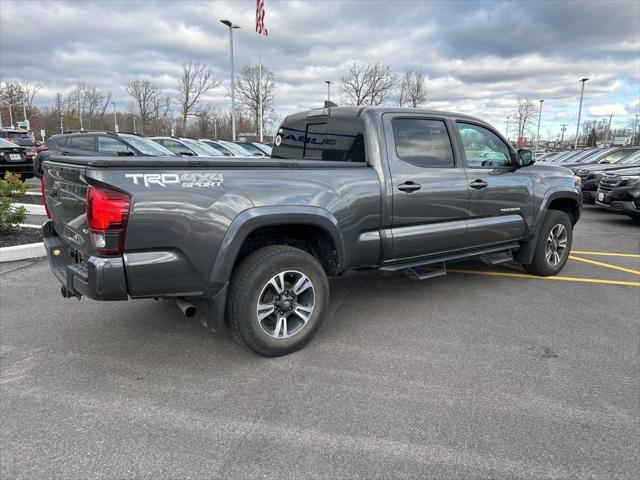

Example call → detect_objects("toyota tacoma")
41 106 582 356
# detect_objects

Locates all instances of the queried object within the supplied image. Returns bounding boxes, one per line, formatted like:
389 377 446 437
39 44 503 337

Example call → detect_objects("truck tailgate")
43 162 94 258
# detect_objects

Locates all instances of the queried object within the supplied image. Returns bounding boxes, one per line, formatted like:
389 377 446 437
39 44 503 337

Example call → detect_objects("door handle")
470 179 489 190
398 181 422 192
61 151 69 155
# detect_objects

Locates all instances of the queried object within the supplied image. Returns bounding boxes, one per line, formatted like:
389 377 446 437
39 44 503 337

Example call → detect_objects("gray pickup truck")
41 106 582 356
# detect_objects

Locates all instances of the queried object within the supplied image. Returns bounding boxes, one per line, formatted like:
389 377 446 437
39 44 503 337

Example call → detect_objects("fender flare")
533 188 582 233
204 206 345 297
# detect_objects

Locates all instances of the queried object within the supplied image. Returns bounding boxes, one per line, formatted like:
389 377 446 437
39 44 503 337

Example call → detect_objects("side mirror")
179 151 195 156
117 150 134 156
517 149 535 167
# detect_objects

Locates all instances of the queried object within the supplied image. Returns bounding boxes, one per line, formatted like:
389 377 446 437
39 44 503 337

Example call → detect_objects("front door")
454 121 533 248
383 114 470 260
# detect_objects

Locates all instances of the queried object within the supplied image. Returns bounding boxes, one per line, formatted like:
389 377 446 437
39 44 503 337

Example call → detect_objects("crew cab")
41 106 582 356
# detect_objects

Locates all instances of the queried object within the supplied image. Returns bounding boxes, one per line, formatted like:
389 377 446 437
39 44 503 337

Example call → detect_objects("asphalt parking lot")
1 205 639 479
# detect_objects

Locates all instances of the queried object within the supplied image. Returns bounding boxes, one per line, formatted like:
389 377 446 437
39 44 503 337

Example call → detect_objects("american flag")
256 0 268 36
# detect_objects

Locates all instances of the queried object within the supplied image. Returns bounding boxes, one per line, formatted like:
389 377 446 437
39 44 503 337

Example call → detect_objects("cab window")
392 118 454 167
457 123 512 168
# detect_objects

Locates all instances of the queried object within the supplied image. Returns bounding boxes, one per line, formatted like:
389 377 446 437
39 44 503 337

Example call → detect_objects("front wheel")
226 245 329 356
523 210 573 276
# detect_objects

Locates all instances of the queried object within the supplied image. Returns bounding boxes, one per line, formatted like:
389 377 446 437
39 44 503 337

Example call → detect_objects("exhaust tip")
176 298 197 318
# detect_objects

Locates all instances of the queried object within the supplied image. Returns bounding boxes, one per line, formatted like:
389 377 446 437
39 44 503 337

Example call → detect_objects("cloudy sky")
1 0 639 138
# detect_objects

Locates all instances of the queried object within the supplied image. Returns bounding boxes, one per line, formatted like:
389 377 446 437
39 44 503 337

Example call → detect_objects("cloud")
1 0 638 136
588 104 628 117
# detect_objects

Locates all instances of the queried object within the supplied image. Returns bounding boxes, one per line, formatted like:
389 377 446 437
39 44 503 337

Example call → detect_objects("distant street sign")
17 120 30 131
40 129 46 140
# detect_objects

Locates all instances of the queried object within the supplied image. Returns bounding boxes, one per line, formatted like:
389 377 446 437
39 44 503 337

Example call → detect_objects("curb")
19 223 43 229
13 203 46 216
25 191 42 196
0 242 46 262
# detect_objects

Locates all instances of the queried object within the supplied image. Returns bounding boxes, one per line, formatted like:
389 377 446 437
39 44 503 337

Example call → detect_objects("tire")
226 245 330 357
523 210 573 277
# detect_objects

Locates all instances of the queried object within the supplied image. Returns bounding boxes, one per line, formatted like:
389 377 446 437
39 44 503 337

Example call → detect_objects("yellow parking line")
446 268 640 287
569 255 640 276
571 250 640 258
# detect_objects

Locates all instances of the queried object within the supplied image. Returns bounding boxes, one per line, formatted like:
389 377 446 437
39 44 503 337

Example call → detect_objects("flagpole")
258 40 263 143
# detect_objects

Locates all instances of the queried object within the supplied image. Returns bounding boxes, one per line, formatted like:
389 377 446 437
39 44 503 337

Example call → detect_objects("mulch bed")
0 228 43 248
12 195 43 205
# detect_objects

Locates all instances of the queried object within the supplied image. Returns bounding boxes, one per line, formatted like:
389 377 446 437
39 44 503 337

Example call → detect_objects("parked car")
564 146 639 169
595 166 640 220
40 106 581 356
576 151 640 202
0 137 34 179
0 128 36 148
34 131 175 177
251 142 272 155
149 137 225 157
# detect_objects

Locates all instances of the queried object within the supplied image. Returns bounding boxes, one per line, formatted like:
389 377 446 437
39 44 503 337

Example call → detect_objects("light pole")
505 116 510 140
111 102 119 133
634 114 639 146
324 80 332 101
221 19 240 141
9 104 13 128
535 99 544 150
133 116 137 134
574 78 589 149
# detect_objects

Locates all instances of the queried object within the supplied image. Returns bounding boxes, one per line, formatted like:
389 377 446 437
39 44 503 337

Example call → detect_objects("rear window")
4 131 34 140
272 116 365 162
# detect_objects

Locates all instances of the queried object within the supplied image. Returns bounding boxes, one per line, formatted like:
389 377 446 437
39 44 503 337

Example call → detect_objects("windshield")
253 143 272 155
120 134 175 156
235 142 265 155
618 151 640 165
598 149 637 164
559 149 598 163
217 140 253 156
198 141 227 156
181 139 224 156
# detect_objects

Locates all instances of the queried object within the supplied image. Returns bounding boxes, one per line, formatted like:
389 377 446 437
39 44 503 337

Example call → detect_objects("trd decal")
124 173 224 188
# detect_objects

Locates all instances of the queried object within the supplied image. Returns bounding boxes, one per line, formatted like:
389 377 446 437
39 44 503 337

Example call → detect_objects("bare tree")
341 63 398 106
514 99 538 139
234 64 276 136
127 80 161 135
399 70 427 108
177 61 220 133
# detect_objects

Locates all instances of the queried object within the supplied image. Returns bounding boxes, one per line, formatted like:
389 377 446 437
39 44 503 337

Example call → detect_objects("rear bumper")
43 221 128 300
1 161 34 178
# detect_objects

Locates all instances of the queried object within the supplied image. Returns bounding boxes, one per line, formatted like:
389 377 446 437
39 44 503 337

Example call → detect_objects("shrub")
0 173 27 233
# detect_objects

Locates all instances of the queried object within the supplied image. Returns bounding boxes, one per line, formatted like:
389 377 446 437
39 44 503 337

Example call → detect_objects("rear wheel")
226 245 329 356
523 210 573 276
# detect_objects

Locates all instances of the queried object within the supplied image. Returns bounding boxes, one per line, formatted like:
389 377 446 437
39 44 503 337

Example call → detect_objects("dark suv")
34 131 175 177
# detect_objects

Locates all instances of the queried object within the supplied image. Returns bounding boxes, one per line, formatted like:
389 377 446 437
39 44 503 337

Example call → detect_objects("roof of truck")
280 106 486 126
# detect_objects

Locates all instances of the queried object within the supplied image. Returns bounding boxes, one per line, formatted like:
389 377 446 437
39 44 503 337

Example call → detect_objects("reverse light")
573 176 582 188
86 185 131 254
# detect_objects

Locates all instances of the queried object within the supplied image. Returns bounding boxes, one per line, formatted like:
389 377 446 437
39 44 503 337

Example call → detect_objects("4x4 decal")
124 172 223 188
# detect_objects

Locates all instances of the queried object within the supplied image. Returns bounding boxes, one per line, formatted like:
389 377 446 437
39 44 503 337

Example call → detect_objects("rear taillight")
36 144 48 154
41 175 51 219
86 185 131 255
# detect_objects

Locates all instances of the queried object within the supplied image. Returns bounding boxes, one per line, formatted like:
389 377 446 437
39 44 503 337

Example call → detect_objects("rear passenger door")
383 114 470 260
454 122 533 248
62 135 96 156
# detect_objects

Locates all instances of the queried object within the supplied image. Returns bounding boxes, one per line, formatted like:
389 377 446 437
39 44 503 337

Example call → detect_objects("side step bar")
379 242 520 280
